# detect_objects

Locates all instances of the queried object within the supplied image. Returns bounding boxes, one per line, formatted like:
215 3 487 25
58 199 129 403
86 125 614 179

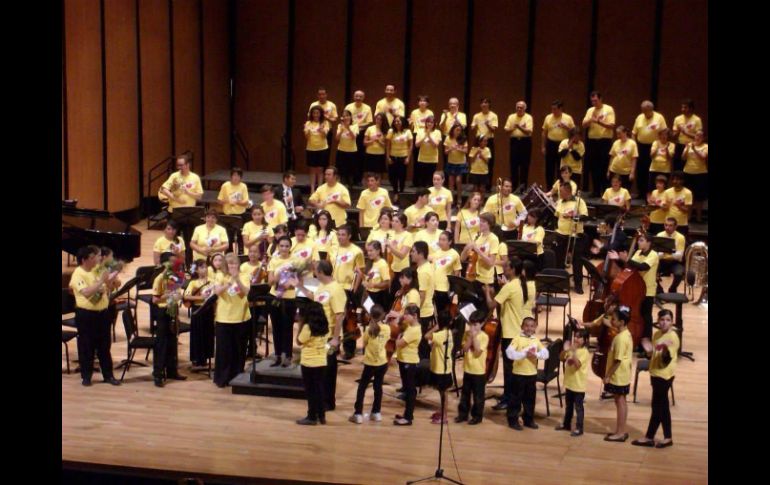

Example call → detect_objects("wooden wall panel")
469 0 529 183
594 0 656 129
529 0 593 186
658 0 708 133
234 0 289 173
139 0 172 196
172 0 202 166
105 0 140 212
291 0 348 172
202 0 230 173
65 0 104 209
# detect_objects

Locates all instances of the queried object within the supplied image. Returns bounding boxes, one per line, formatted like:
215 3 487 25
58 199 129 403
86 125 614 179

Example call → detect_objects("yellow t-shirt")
456 208 481 244
401 288 421 308
482 194 525 229
331 244 366 290
429 329 453 374
495 279 525 338
344 102 373 126
290 238 315 265
69 266 109 311
631 250 659 297
365 259 391 293
396 324 422 364
551 179 579 200
558 139 585 174
159 171 203 212
416 129 442 163
522 280 536 320
356 188 393 228
363 323 391 366
684 143 708 174
152 273 172 309
474 232 500 285
439 111 467 136
583 104 616 139
387 129 413 157
542 113 576 142
609 138 639 175
390 231 414 272
409 108 434 131
261 200 289 229
365 125 387 155
240 261 260 283
656 230 686 261
632 112 668 144
673 114 703 145
445 137 467 164
214 272 251 323
267 255 296 299
495 240 508 275
564 347 590 392
469 147 491 174
520 224 544 255
650 140 674 173
336 123 360 152
309 183 351 227
602 187 631 207
314 280 347 338
416 262 435 318
308 100 338 121
648 189 668 224
304 120 330 151
432 248 461 292
510 334 545 376
298 325 327 367
607 328 633 386
310 227 339 256
429 187 453 222
664 187 693 226
649 329 680 380
375 97 406 124
242 222 273 246
414 229 441 257
404 204 432 232
153 236 186 256
462 331 489 375
190 224 229 261
504 113 534 138
366 227 394 247
471 111 499 139
555 198 588 236
183 277 212 306
217 181 249 215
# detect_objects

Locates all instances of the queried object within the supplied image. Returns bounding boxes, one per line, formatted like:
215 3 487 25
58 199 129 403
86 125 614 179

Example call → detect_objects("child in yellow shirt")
455 310 489 424
295 303 329 425
555 328 590 436
350 305 390 424
425 311 454 425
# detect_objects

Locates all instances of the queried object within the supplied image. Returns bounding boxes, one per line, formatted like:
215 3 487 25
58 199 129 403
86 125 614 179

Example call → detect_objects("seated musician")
386 214 414 295
429 171 453 230
308 166 352 228
241 206 274 257
217 167 250 215
414 212 442 258
386 267 421 323
330 224 366 359
363 241 391 309
482 179 527 233
309 210 338 258
356 172 393 230
366 208 394 248
190 210 229 262
589 215 629 259
554 183 589 294
432 230 462 311
647 174 669 236
158 154 203 212
153 220 186 265
151 252 188 387
184 259 214 368
410 241 436 360
455 192 482 244
260 185 289 230
602 174 631 211
663 171 693 236
207 253 226 281
404 188 433 232
290 221 315 266
557 128 585 189
550 166 578 201
520 210 545 268
656 217 686 294
460 213 500 292
240 241 262 283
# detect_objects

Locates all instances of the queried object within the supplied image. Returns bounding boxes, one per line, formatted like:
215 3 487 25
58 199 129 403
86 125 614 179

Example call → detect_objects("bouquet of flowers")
274 260 310 298
161 259 190 318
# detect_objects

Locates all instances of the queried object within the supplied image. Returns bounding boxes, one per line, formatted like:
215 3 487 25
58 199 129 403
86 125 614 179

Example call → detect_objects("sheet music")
363 296 375 313
460 303 477 322
297 277 320 298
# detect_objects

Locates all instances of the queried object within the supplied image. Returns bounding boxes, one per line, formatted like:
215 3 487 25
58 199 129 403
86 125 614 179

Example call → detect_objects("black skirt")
365 153 386 173
307 148 330 168
604 383 630 395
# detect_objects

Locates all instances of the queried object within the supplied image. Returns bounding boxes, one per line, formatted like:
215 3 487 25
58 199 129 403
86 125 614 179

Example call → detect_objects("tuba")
684 241 708 304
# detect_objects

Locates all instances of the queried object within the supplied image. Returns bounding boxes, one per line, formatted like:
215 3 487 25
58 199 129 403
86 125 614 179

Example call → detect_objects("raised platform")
230 358 305 399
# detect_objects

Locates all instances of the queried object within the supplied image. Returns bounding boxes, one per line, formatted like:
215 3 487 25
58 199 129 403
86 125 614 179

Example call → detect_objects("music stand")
218 214 245 253
247 284 272 381
581 257 607 298
650 237 676 254
588 203 622 221
447 276 485 310
507 241 538 258
534 272 571 343
171 207 205 266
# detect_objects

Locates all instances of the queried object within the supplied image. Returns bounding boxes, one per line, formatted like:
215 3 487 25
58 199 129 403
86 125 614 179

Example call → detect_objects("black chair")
633 359 676 405
133 266 162 318
62 329 78 374
534 269 572 342
62 289 77 328
358 227 372 243
536 338 563 417
119 309 157 381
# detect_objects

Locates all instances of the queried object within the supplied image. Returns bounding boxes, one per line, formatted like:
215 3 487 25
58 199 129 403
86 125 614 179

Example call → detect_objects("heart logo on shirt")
330 193 340 201
432 196 443 204
504 204 513 212
479 244 489 253
649 123 658 130
469 218 478 226
613 197 622 204
620 149 628 155
368 270 377 279
339 254 350 263
320 236 329 244
207 237 218 246
438 258 449 266
299 250 309 258
316 292 330 303
525 233 533 240
268 211 276 219
686 123 694 129
372 197 384 207
185 182 194 189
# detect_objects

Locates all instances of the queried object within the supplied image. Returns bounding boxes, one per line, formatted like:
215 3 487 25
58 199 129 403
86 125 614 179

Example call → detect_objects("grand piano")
62 200 142 262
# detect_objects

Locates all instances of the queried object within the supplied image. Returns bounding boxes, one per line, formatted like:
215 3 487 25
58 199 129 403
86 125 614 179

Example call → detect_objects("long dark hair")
510 256 529 304
368 305 385 337
308 106 325 123
391 115 406 133
400 267 418 292
302 304 329 337
314 209 336 234
374 112 390 133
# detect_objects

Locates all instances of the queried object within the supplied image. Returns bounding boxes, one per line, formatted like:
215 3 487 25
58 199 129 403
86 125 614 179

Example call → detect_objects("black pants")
269 298 296 358
434 291 450 314
658 260 685 293
673 143 686 172
354 363 387 414
507 374 537 425
646 376 673 439
336 151 358 187
301 365 327 421
500 337 513 404
398 361 418 421
509 137 532 187
414 161 436 188
325 346 339 409
585 138 612 195
563 389 585 430
544 139 562 188
388 156 408 194
190 304 215 366
355 133 367 184
555 233 587 286
641 296 654 340
153 310 179 379
419 316 434 360
214 321 249 387
180 223 194 267
636 142 652 196
343 289 360 357
75 308 114 381
485 138 496 189
457 373 486 420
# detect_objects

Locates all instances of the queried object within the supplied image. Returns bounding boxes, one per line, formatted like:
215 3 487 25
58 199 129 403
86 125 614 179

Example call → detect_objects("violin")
482 309 502 384
183 281 211 308
465 234 482 281
385 287 406 363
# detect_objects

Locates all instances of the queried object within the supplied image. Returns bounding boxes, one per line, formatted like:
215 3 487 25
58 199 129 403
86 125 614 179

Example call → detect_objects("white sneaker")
349 414 363 424
369 412 382 422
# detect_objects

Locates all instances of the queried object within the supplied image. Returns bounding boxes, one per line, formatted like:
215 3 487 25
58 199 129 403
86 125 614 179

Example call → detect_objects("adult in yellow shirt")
504 101 534 186
211 252 252 387
468 136 492 196
646 174 670 235
153 220 186 265
364 113 389 179
505 317 549 429
444 124 469 203
335 110 360 187
260 185 289 230
671 98 703 172
610 233 658 341
602 307 633 442
386 213 414 294
374 84 405 125
558 130 585 188
632 101 668 196
393 304 422 425
366 209 394 249
69 245 121 386
308 87 338 157
554 183 589 293
158 154 203 212
471 98 499 189
429 171 453 229
455 192 482 244
189 210 229 261
330 224 365 291
649 129 674 191
411 241 435 360
304 106 331 194
656 217 687 293
455 311 489 424
414 212 442 259
602 175 632 211
582 91 616 196
150 252 188 387
266 237 297 368
362 241 392 309
344 90 374 185
294 304 330 425
409 94 434 167
414 116 443 187
217 167 250 215
290 221 315 266
309 210 339 259
356 172 392 229
482 179 527 232
682 131 708 222
385 115 413 203
460 213 499 286
541 100 576 188
432 230 461 311
663 171 693 236
403 188 432 232
520 210 546 266
308 167 351 227
607 126 638 189
550 166 579 202
439 97 467 137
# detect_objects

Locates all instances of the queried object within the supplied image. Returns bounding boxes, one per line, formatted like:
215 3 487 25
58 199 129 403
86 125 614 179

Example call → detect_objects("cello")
480 285 503 384
385 287 407 363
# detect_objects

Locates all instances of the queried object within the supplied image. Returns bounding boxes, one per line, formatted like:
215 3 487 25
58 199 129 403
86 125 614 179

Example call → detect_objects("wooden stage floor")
62 222 708 484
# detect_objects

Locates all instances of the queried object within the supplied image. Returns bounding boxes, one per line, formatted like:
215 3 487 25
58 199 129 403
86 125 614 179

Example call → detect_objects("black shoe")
571 429 584 437
318 416 327 425
468 417 482 425
454 416 468 423
632 438 655 447
524 422 539 429
555 424 570 432
270 359 282 367
655 440 673 448
396 387 404 393
82 379 92 387
324 403 336 411
104 377 121 386
216 383 227 389
508 421 523 430
396 393 406 401
296 417 317 425
574 286 584 295
167 374 188 381
154 378 164 387
492 402 508 411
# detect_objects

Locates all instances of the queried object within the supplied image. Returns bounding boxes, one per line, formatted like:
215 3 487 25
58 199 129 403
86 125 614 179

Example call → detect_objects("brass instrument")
564 190 582 268
684 241 708 305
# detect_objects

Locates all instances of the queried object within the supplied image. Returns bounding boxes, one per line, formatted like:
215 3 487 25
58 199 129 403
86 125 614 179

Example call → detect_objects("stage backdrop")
63 0 707 211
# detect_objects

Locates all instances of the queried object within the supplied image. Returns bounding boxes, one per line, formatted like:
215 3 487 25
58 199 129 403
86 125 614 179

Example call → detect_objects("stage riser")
230 373 306 400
